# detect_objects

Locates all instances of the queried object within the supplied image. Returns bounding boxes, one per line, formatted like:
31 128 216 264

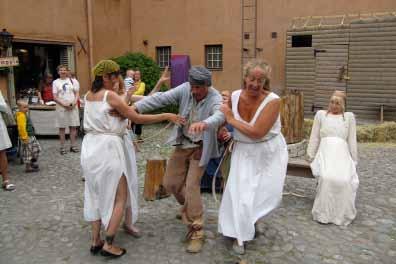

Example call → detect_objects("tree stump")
143 159 170 201
280 90 304 144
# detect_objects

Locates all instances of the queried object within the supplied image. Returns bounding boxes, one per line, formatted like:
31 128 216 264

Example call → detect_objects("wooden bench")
287 158 314 178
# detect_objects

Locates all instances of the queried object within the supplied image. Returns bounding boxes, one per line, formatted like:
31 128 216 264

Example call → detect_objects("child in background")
16 100 41 173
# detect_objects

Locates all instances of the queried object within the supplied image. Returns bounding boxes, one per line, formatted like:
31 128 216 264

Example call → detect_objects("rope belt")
85 130 126 138
233 134 277 144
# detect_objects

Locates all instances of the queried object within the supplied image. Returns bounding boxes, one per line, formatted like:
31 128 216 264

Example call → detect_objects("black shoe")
90 243 104 255
100 248 126 258
31 163 39 169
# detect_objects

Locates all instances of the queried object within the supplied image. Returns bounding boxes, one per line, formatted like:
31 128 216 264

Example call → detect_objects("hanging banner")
0 57 19 68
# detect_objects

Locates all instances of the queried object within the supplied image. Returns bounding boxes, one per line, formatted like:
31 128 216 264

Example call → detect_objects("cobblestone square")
1 124 395 264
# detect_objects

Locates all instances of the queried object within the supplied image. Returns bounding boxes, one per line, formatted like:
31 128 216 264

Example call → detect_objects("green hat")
92 60 120 76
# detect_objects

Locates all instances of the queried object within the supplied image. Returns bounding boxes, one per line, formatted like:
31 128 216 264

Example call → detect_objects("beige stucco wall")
0 0 90 95
1 0 396 99
0 0 133 97
91 0 132 62
130 0 242 91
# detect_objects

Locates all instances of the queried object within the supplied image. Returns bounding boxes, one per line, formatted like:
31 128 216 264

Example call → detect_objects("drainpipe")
86 0 94 82
7 46 16 108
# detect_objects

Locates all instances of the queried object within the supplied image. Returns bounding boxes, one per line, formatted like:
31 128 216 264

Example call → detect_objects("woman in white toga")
218 59 288 255
81 60 183 258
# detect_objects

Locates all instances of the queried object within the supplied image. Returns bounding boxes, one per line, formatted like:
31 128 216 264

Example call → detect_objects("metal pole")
6 46 16 108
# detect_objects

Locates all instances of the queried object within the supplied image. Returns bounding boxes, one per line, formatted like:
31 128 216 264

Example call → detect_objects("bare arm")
107 90 184 125
221 99 280 140
149 66 170 95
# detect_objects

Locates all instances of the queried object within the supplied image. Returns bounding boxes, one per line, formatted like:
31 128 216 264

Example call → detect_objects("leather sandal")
70 146 80 153
90 240 104 255
100 248 126 258
60 147 67 155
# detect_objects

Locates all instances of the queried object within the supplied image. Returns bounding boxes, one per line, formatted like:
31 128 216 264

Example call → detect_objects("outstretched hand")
188 122 208 134
167 114 186 126
159 66 170 84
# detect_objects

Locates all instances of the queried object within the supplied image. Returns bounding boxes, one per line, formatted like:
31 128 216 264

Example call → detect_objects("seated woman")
307 91 359 226
218 59 288 255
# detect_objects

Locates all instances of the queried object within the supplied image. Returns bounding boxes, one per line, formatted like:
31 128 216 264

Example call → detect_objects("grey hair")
243 59 271 91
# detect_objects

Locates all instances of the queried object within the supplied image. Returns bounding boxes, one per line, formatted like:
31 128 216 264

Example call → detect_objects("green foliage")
111 52 160 95
111 52 179 114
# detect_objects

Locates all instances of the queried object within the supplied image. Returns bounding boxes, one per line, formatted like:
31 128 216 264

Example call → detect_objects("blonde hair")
116 75 126 95
327 90 346 116
17 99 28 108
243 59 271 91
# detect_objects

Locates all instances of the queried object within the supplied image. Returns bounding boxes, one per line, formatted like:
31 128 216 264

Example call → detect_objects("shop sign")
0 57 19 68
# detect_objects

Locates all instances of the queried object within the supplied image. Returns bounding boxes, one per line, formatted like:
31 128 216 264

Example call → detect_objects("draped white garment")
81 91 139 229
0 91 12 151
218 90 288 246
307 110 359 226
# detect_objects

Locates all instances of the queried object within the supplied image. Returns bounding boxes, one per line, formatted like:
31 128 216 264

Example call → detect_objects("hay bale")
357 125 375 142
304 120 396 143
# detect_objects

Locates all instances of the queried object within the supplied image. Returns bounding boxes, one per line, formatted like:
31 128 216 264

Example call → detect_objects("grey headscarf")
188 66 212 87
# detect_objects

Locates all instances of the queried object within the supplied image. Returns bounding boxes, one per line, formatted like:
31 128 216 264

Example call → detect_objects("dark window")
156 46 171 68
205 44 223 70
292 35 312 47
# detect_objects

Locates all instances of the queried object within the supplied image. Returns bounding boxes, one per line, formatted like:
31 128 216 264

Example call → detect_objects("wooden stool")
143 159 170 201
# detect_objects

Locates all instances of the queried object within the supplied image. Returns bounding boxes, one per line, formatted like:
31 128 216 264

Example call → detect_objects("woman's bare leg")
124 206 140 234
103 175 127 255
0 150 9 183
91 220 102 246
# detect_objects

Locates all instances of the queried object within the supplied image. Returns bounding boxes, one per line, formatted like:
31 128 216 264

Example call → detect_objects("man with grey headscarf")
134 66 224 253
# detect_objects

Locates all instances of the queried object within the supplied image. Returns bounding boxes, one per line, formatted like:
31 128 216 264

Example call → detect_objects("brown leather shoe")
186 238 204 253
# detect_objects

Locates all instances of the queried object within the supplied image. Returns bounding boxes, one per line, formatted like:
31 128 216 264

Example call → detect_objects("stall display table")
29 105 82 136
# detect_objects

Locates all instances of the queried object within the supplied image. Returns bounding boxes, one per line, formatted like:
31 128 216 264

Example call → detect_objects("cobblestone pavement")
1 124 395 264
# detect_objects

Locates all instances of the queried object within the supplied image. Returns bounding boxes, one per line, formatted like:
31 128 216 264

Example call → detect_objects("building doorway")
12 42 75 101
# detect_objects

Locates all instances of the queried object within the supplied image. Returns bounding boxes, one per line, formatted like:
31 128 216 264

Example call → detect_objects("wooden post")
143 159 169 201
280 90 304 144
380 104 384 123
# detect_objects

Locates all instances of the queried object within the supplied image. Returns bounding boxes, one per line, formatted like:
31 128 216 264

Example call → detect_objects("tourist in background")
37 74 54 104
52 65 80 155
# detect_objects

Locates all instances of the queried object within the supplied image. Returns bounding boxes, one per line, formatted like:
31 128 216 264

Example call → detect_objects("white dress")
218 90 288 246
307 110 359 226
81 91 139 229
0 91 12 151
